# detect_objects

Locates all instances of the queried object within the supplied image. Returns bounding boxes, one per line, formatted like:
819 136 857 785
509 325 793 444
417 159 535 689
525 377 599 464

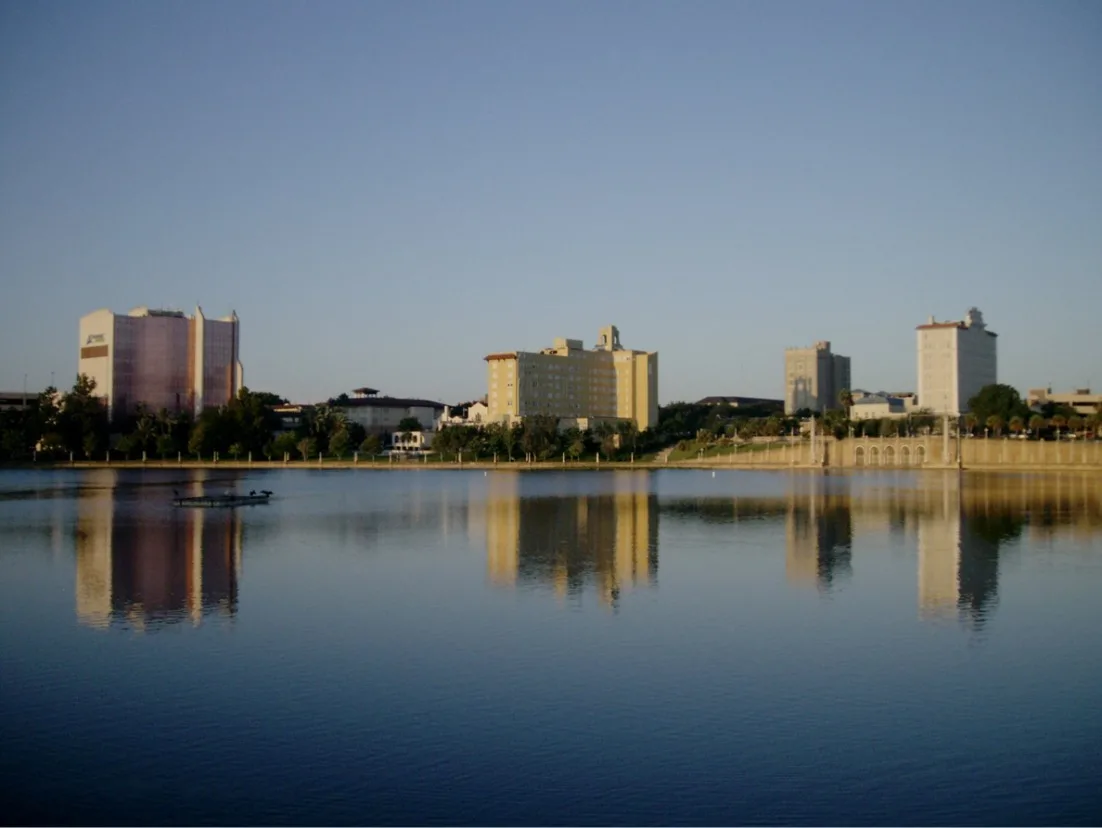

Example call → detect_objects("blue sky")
1 0 1099 404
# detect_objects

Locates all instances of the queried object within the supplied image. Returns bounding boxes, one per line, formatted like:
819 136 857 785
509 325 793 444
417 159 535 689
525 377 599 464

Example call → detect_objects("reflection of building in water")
785 478 853 591
485 472 657 607
917 476 1003 627
75 471 242 630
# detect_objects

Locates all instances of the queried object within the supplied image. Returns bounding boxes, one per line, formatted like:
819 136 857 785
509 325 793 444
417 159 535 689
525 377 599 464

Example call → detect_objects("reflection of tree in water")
968 511 1026 546
956 510 1024 629
787 498 853 592
816 504 853 588
660 498 787 524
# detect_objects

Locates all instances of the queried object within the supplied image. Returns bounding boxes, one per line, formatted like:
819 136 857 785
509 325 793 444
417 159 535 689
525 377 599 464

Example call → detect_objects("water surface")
1 468 1100 825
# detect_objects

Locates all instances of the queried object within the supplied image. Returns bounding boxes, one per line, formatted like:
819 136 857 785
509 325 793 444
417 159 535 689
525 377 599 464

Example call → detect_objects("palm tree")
1009 415 1024 437
1051 414 1067 437
964 413 977 435
986 414 1003 437
617 420 639 454
838 388 854 420
134 407 157 453
1029 414 1046 438
1068 415 1084 436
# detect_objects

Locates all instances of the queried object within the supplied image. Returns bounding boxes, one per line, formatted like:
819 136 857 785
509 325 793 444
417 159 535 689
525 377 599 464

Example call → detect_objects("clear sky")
1 0 1099 404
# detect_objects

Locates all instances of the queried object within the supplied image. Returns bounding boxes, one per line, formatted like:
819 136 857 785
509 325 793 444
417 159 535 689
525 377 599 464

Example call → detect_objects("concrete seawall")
15 437 1102 474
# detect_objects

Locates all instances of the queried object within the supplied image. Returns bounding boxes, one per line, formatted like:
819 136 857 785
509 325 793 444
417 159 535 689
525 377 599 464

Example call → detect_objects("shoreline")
4 460 1101 474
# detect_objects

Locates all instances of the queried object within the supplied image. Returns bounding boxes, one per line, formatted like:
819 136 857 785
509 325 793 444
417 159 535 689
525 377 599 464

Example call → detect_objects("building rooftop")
697 395 784 407
917 308 997 336
333 395 445 410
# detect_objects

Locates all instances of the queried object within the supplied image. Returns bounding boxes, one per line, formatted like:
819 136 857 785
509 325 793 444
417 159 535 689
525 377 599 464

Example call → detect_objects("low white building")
1027 388 1102 416
333 387 445 436
390 431 435 454
851 394 908 421
439 400 490 428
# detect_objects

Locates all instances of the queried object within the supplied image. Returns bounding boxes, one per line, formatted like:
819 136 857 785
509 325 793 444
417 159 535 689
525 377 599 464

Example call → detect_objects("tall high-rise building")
784 340 851 415
78 305 243 420
916 307 996 415
485 324 658 429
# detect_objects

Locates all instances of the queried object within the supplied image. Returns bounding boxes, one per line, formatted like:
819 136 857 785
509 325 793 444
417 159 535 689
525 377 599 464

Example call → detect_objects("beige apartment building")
916 307 996 416
79 306 242 420
1026 387 1102 416
484 325 658 430
784 340 851 415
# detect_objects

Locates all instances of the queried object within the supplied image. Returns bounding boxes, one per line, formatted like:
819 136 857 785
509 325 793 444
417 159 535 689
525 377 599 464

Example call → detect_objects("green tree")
986 414 1004 436
1050 414 1067 436
1068 415 1084 436
1029 414 1046 438
156 433 176 459
57 375 109 458
397 416 423 432
522 415 559 460
502 425 518 460
964 413 978 435
115 434 135 460
968 384 1028 430
617 420 639 455
228 442 244 460
296 436 317 461
360 434 382 456
345 421 366 448
272 431 298 458
1008 415 1024 437
188 421 214 458
329 429 350 459
566 429 585 461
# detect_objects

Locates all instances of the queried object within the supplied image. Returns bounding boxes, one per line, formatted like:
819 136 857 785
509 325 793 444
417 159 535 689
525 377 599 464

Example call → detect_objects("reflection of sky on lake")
1 468 1100 825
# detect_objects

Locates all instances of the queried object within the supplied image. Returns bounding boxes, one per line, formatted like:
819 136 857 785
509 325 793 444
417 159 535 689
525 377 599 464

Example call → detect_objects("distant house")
331 387 446 436
440 400 490 428
851 394 907 421
849 391 922 420
272 403 308 433
1027 387 1102 416
389 430 435 455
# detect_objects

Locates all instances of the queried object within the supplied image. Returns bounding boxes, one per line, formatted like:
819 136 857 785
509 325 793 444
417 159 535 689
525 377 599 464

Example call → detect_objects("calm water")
1 468 1100 826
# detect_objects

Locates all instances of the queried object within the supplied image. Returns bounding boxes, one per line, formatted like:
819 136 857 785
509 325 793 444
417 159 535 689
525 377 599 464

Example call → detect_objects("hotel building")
78 306 243 420
916 307 996 416
784 340 851 415
484 324 658 430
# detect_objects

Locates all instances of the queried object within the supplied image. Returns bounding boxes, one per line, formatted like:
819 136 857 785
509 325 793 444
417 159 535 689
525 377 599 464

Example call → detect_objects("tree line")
2 377 1097 465
964 384 1100 438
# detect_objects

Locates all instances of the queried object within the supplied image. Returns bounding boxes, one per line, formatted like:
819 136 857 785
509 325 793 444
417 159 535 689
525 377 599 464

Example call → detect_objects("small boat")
172 489 273 508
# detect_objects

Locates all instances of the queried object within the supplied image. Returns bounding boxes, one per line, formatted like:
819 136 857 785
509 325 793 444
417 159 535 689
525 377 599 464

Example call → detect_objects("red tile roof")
484 352 517 361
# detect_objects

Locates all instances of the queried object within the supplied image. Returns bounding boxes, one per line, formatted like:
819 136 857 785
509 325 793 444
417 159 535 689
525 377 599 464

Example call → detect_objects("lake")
1 468 1100 826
